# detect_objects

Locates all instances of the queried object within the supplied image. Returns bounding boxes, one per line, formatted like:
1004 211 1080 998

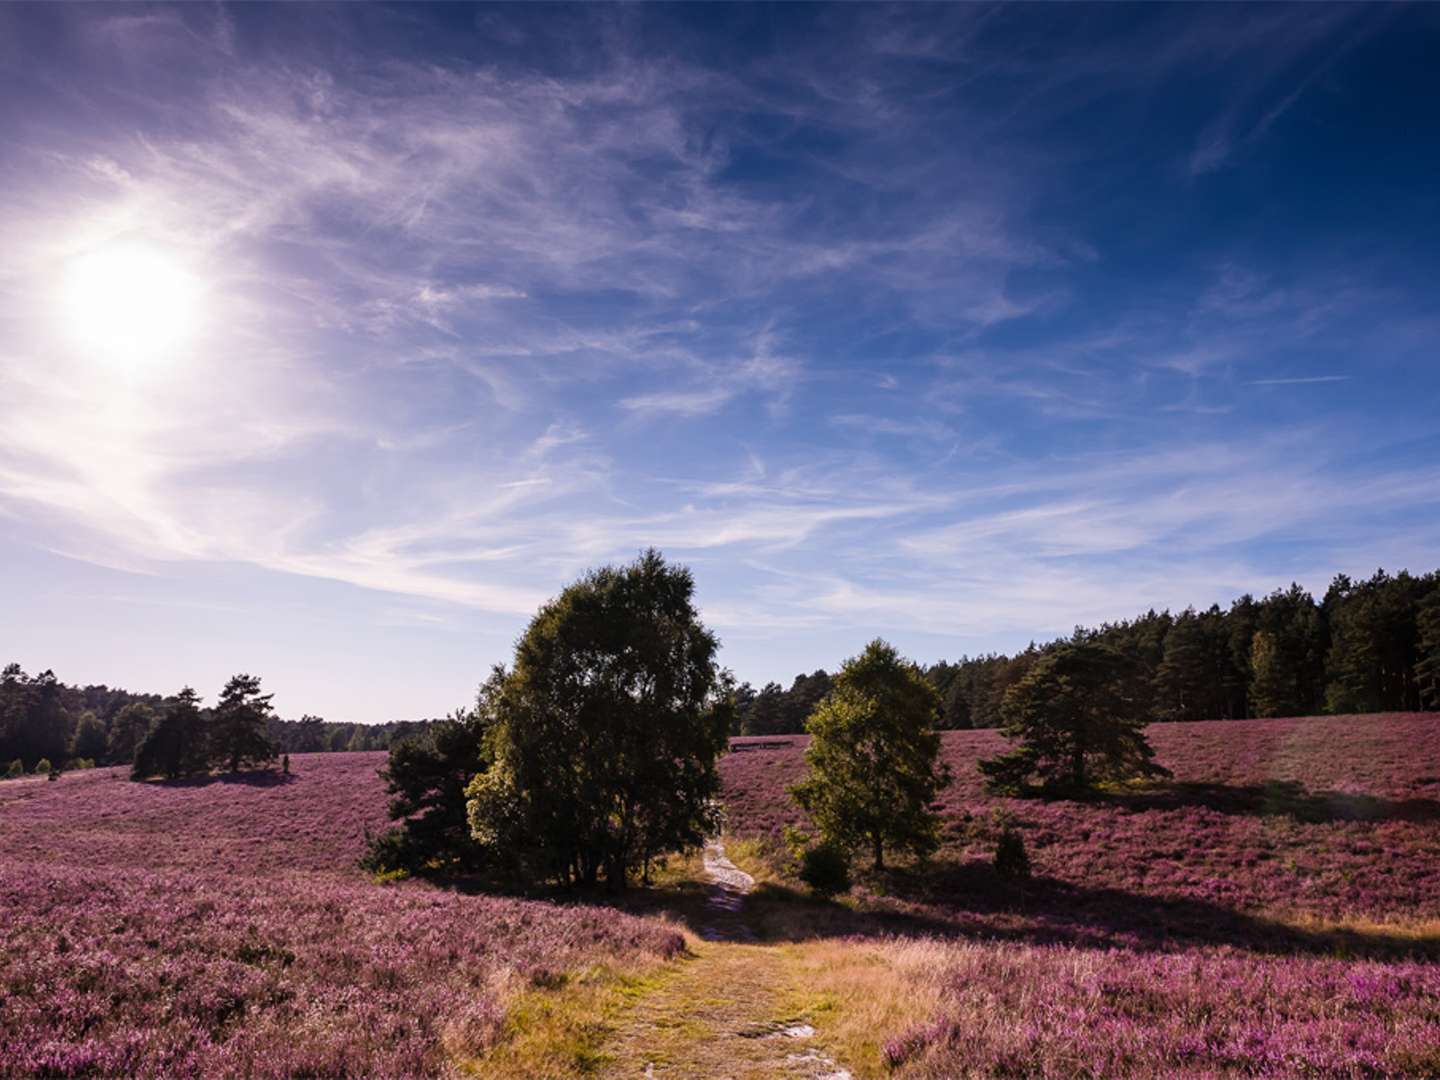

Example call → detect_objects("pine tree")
980 642 1169 795
1416 590 1440 710
1155 609 1208 720
210 674 277 772
131 688 209 780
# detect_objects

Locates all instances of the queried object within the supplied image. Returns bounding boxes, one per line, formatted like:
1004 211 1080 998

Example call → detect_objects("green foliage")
1418 592 1440 710
368 703 493 874
4 758 22 779
797 840 852 897
1248 631 1292 718
107 702 157 764
791 639 951 871
466 550 730 889
33 757 52 776
1324 570 1430 713
210 673 276 772
131 688 210 780
0 665 70 773
980 642 1170 795
992 813 1030 882
69 711 108 764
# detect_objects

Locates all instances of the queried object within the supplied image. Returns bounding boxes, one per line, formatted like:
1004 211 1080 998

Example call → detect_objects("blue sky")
2 3 1438 723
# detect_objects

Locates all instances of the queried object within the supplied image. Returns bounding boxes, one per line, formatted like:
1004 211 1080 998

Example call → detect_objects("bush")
359 826 424 876
798 841 852 898
33 758 52 776
994 823 1030 882
4 759 22 780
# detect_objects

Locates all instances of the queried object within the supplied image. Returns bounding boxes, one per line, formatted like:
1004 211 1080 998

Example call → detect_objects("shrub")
33 758 51 776
798 840 852 897
993 820 1030 882
4 759 22 780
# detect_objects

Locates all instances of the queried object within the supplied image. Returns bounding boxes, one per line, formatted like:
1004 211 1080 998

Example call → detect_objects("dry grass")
779 938 949 1078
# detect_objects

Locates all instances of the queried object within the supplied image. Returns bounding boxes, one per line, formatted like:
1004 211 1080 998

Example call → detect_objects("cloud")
1247 375 1351 386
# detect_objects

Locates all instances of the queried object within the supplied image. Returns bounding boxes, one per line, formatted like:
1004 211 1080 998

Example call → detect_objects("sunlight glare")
62 244 202 370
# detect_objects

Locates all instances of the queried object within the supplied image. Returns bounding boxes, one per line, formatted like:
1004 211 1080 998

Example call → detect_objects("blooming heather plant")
878 939 1440 1078
722 715 1440 923
0 752 683 1078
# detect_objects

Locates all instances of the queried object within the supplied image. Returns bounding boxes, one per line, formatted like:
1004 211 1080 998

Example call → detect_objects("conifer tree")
980 642 1169 794
131 688 209 780
210 674 277 772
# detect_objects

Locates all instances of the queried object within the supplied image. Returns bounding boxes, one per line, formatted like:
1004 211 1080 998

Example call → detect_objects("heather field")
0 754 684 1079
5 722 1440 1078
723 714 1440 1077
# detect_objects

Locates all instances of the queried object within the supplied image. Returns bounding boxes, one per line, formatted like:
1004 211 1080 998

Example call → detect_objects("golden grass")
459 955 694 1078
779 937 949 1078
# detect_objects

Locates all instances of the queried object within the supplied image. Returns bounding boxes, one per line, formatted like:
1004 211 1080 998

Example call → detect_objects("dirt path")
601 843 852 1079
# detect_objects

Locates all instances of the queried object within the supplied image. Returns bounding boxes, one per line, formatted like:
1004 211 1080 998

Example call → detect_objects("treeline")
0 664 434 774
734 568 1440 734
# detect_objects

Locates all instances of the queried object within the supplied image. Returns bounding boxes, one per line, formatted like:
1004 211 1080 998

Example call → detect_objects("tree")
466 550 731 890
367 698 494 874
1417 589 1440 710
1154 609 1209 721
107 702 156 764
131 688 209 780
70 711 108 763
1248 630 1293 718
791 639 951 871
210 673 276 772
979 642 1169 795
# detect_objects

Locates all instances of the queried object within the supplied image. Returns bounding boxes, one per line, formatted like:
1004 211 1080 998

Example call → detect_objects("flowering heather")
723 714 1440 924
725 715 1440 1077
877 938 1440 1078
0 753 683 1078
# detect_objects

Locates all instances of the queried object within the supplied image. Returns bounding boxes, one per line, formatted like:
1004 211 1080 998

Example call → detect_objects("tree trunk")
872 835 884 872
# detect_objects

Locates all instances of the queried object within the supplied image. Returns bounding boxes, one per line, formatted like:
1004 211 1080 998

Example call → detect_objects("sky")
1 3 1438 724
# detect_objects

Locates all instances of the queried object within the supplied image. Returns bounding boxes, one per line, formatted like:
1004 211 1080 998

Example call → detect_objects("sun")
62 244 203 370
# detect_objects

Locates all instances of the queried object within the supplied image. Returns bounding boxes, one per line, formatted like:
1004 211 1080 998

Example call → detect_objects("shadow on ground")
1091 779 1440 824
152 768 297 789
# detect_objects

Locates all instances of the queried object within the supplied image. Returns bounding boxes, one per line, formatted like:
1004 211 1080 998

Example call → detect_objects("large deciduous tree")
791 639 951 871
466 550 731 890
210 673 277 772
979 642 1169 795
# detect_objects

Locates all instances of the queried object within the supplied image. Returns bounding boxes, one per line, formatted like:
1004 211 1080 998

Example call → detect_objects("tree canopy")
210 673 278 772
791 639 950 871
131 688 210 780
466 550 731 889
980 642 1170 795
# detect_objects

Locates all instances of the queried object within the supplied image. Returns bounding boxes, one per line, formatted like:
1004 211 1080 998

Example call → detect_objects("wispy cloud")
0 4 1435 717
1248 375 1351 386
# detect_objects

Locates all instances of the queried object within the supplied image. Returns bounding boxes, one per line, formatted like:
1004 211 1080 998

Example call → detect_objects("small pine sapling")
992 811 1030 883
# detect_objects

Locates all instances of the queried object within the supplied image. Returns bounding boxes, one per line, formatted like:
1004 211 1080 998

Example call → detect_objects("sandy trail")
616 842 851 1079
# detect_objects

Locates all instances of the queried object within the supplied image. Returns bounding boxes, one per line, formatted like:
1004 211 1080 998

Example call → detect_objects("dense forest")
0 666 436 773
733 568 1440 734
6 567 1439 770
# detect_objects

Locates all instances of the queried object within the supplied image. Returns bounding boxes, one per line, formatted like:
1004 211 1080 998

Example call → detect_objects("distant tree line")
0 664 438 775
732 568 1440 734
